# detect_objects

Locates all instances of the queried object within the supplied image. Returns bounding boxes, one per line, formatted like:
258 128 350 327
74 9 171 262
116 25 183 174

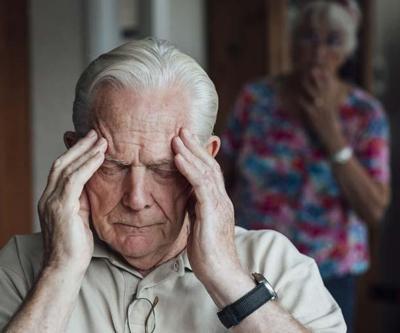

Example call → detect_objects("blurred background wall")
375 1 400 332
30 0 85 233
0 0 399 332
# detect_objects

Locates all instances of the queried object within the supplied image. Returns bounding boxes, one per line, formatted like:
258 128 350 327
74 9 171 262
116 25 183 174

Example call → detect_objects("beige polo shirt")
0 227 345 332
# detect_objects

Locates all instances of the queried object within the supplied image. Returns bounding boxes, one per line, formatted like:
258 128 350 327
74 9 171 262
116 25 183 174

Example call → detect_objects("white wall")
152 0 206 67
85 0 121 62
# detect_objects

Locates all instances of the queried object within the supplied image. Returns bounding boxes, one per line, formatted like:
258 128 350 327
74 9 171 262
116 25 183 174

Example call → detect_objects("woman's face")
294 20 349 76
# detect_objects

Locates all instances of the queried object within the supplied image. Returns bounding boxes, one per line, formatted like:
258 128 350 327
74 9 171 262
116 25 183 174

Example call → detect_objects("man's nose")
122 167 153 211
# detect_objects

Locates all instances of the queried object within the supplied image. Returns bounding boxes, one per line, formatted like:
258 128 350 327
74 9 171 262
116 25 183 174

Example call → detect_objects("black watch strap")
217 279 275 329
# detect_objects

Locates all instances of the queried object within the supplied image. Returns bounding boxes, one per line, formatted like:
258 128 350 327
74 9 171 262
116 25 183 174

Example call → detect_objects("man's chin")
112 233 159 258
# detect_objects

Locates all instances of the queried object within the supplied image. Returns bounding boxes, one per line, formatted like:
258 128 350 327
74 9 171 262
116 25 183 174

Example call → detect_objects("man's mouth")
114 222 162 231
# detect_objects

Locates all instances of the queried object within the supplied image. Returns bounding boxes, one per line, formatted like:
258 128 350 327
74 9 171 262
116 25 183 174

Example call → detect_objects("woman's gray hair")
72 37 218 142
292 0 362 55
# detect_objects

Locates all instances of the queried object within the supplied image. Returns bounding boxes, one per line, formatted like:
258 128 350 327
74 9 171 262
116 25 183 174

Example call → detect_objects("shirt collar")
181 249 193 272
92 236 193 276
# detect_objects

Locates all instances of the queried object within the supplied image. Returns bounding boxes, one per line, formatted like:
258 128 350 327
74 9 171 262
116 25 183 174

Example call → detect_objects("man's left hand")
172 128 249 298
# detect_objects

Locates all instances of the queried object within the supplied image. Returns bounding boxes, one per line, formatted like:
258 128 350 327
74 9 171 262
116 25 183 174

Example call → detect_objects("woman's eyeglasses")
299 31 344 49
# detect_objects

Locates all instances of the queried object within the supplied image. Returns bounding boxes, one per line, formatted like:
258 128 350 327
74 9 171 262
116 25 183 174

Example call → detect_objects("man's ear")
64 131 78 149
205 135 221 158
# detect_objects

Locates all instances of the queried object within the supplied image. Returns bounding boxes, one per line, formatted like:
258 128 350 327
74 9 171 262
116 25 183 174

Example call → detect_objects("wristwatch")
331 146 353 164
217 273 278 329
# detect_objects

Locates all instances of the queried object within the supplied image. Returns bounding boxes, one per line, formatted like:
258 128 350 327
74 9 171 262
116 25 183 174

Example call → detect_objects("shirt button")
173 261 180 272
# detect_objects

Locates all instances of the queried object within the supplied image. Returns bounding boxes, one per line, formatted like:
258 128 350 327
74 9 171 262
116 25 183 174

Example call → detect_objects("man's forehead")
94 84 185 127
91 84 192 163
100 111 180 134
92 84 189 124
98 124 177 163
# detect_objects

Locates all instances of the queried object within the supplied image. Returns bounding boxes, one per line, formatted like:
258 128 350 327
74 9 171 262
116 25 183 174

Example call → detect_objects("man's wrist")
42 260 89 281
217 273 278 329
37 264 87 306
201 266 255 309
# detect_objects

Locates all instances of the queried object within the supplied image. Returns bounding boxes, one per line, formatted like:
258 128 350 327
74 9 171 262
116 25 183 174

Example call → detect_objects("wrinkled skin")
86 84 194 271
40 82 242 293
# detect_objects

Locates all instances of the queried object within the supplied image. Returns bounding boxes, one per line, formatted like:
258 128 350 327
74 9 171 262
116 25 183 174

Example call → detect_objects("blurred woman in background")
220 1 390 331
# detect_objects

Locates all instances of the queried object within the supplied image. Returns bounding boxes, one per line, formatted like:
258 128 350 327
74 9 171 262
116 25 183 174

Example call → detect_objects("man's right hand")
38 129 107 273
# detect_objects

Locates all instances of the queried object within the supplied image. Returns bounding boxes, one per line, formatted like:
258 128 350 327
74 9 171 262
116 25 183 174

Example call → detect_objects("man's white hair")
72 37 218 142
293 0 362 55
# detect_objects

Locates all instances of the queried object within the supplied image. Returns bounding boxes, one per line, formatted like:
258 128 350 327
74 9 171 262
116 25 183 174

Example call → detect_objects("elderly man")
0 38 345 332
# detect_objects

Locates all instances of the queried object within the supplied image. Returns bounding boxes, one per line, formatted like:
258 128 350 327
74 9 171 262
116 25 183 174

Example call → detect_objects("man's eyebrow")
104 156 176 168
147 159 175 167
104 156 130 166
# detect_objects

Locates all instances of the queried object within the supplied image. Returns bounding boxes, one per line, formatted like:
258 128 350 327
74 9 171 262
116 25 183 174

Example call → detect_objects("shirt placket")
126 256 185 333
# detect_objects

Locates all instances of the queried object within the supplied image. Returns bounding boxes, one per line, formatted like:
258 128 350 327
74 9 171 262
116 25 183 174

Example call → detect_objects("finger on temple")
61 138 107 179
43 131 99 194
173 137 225 197
56 130 100 170
61 149 106 205
174 154 208 204
172 136 205 173
45 134 106 200
179 128 215 166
